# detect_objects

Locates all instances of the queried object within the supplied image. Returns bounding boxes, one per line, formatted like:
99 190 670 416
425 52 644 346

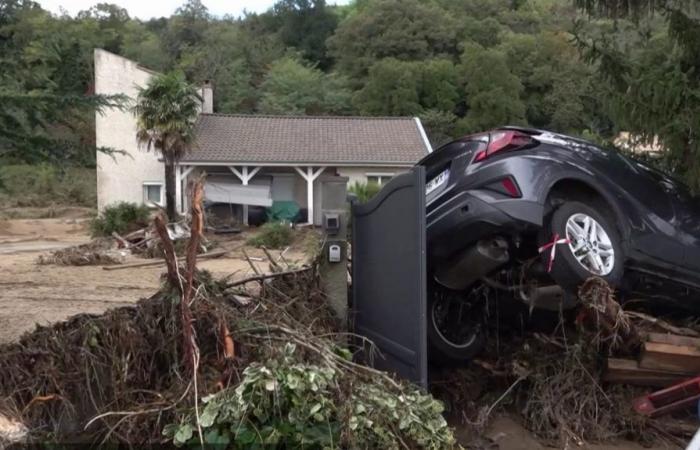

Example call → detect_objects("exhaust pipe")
435 238 509 290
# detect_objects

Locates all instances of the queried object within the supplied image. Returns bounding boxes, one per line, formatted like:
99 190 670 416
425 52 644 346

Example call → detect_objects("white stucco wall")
95 49 162 211
335 166 410 187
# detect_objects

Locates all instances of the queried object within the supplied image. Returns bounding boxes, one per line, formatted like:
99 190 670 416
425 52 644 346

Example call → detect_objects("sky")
35 0 351 19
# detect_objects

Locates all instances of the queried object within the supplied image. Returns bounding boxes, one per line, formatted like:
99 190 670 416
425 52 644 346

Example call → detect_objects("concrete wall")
95 49 161 211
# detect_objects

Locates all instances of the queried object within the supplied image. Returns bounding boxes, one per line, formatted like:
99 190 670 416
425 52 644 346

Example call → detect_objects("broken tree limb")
225 266 312 288
153 213 180 288
102 250 228 270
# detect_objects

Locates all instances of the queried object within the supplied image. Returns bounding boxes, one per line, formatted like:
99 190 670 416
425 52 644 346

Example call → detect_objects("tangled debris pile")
36 238 126 266
433 278 699 448
37 220 216 267
1 182 456 449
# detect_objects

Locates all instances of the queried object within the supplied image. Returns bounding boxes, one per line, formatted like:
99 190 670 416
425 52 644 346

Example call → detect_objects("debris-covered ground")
431 279 699 449
1 208 698 448
0 217 309 344
0 189 456 448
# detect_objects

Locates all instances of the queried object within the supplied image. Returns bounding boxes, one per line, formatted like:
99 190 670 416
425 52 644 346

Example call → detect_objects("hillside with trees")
1 0 697 190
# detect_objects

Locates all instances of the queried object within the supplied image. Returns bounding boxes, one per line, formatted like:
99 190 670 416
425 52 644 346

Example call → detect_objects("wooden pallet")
604 332 700 387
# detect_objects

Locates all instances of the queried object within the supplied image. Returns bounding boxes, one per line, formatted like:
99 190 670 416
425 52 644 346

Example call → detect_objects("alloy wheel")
565 213 615 276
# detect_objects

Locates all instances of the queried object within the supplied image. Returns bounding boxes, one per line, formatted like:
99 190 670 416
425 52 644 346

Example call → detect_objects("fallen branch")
225 266 312 288
102 250 228 270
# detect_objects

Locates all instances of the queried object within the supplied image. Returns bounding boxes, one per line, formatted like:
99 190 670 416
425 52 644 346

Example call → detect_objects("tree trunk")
164 159 177 221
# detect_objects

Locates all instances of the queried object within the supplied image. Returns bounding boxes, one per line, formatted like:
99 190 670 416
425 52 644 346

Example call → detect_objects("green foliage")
164 343 455 449
247 222 294 249
353 58 459 117
327 0 460 81
457 42 526 134
270 0 339 69
0 164 96 208
258 56 351 115
89 201 151 237
573 0 700 190
348 181 381 203
134 71 200 219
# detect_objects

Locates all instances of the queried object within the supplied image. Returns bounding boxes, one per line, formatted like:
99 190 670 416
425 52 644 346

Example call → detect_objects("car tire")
540 200 624 290
427 285 486 364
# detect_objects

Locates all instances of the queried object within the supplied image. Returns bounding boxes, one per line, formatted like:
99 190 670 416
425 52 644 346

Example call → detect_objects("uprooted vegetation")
247 221 294 249
432 278 698 448
36 238 125 266
1 182 456 449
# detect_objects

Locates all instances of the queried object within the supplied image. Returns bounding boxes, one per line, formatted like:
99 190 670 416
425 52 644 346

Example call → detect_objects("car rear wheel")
540 201 624 290
427 284 486 363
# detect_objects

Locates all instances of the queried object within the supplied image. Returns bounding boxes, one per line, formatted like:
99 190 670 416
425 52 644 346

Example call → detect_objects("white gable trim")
414 117 433 153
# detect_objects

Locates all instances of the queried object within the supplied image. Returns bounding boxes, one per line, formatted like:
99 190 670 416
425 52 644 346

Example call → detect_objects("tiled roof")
181 114 430 165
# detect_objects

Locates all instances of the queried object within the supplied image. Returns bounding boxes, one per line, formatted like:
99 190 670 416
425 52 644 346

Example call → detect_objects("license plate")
426 169 449 195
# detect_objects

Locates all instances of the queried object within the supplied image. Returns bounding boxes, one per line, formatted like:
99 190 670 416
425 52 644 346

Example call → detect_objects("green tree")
327 0 459 82
271 0 338 69
573 0 700 189
258 56 350 115
457 42 526 134
134 72 200 220
353 58 459 117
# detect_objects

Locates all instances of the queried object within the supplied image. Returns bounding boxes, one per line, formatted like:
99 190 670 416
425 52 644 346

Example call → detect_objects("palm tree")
134 72 201 221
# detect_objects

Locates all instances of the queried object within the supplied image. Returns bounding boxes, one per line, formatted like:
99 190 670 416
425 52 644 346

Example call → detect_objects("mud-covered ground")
0 217 307 344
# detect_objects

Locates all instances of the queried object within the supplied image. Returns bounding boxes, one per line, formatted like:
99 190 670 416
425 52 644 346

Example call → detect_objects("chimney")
200 80 213 114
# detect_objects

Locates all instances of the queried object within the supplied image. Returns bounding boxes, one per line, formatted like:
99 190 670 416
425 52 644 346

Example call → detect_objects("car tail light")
474 130 535 162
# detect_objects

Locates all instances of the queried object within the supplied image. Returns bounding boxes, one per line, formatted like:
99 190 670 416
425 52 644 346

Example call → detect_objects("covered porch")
175 163 331 226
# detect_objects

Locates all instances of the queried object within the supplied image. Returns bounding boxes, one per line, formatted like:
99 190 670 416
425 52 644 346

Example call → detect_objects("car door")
609 154 686 270
669 183 700 285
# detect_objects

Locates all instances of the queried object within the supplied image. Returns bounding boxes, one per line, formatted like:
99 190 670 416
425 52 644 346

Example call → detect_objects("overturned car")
419 127 700 362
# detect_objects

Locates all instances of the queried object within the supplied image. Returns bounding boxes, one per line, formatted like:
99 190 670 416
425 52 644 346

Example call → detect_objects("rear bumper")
426 190 543 260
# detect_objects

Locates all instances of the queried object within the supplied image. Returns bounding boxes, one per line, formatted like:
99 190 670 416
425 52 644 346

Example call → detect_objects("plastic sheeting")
204 179 273 207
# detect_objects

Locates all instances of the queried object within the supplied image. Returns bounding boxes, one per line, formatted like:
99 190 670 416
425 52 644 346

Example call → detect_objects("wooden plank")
646 332 700 348
604 358 689 387
639 342 700 373
102 250 228 271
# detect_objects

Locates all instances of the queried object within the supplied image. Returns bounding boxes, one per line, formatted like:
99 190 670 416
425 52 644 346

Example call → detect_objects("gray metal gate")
351 167 427 387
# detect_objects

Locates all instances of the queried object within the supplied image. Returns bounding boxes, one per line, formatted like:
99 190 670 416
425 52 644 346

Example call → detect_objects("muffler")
520 284 578 311
435 238 509 290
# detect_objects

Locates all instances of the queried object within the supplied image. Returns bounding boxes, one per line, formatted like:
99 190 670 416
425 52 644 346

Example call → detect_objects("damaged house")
94 49 432 225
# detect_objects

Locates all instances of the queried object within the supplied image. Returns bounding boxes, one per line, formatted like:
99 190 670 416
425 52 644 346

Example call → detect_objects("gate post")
318 175 349 328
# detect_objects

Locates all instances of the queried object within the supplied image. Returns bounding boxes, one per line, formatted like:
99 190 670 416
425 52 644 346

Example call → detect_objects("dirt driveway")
0 218 307 344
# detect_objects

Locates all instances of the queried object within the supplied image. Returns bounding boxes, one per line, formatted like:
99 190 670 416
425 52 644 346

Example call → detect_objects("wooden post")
294 166 325 225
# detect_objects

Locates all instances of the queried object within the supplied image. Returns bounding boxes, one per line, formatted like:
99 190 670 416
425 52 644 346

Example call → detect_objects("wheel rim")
564 213 615 276
431 291 479 349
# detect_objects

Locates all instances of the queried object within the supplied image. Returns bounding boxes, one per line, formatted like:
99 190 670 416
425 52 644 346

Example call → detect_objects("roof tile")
181 114 430 164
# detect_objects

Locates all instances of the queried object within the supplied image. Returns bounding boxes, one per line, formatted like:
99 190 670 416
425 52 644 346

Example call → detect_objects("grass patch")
247 222 294 249
90 202 151 237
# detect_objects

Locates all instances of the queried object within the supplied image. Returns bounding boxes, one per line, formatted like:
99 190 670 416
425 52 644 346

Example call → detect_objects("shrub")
247 221 293 249
90 202 151 237
348 181 381 204
0 164 96 208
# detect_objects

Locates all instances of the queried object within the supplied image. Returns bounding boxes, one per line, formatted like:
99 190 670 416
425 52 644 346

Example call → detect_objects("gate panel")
352 167 427 387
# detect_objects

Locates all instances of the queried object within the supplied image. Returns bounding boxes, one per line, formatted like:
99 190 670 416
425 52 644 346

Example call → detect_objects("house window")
366 173 394 186
143 182 163 206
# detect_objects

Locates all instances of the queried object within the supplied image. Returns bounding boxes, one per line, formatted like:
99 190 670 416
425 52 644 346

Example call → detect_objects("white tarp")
204 179 273 207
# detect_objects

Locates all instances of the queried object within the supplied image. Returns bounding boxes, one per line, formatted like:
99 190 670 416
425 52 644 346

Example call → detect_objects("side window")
366 173 394 186
143 183 163 206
